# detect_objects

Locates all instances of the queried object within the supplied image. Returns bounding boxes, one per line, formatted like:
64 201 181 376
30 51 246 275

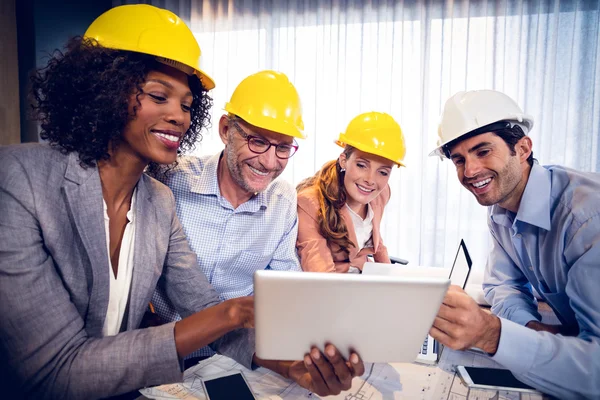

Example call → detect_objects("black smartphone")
201 371 256 400
457 366 541 394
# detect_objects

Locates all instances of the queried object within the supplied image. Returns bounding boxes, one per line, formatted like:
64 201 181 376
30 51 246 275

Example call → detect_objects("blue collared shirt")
483 163 600 399
150 153 301 355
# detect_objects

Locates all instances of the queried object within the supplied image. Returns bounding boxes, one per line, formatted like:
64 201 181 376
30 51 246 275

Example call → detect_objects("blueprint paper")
140 355 439 399
429 348 545 400
139 351 546 399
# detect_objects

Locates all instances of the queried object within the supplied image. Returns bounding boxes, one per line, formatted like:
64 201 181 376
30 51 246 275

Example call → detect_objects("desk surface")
139 349 548 400
139 304 559 400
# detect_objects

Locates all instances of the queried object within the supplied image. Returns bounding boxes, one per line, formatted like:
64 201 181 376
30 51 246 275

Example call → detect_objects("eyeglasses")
229 119 299 159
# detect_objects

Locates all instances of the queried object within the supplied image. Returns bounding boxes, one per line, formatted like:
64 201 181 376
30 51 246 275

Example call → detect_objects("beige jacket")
296 185 391 272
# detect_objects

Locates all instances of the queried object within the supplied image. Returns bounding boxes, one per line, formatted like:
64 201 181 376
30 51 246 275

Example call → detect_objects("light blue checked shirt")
151 153 301 357
482 163 600 399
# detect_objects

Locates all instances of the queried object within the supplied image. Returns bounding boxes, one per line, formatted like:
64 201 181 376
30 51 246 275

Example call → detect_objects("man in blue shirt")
429 90 600 399
151 70 304 361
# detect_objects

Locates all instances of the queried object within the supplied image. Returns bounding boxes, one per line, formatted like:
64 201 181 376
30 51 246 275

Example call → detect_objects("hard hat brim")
196 69 215 91
224 105 306 140
429 116 534 159
335 139 405 168
155 57 215 90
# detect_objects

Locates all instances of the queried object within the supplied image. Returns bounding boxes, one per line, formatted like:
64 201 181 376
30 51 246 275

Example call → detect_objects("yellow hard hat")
336 112 406 167
84 4 215 90
224 70 305 139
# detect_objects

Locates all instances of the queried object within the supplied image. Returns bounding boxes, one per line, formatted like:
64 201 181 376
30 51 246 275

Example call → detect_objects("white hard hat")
429 90 534 158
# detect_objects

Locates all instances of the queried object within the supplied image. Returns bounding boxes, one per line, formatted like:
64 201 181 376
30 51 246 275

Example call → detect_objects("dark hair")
31 37 212 171
296 145 356 256
443 121 535 166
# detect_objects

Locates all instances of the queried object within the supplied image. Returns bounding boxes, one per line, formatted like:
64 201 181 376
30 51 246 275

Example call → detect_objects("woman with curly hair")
0 5 363 399
296 112 407 273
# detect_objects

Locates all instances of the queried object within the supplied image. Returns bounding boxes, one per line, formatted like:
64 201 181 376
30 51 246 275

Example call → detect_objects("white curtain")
117 0 600 273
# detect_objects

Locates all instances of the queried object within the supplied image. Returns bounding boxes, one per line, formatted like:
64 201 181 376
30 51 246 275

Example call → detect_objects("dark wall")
1 0 21 145
16 0 113 142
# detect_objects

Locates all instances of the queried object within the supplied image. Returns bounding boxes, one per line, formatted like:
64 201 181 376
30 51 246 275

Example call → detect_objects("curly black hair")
31 36 212 170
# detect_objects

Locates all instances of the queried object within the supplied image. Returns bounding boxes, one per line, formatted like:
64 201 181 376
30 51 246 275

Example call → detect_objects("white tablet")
254 270 450 363
362 264 451 279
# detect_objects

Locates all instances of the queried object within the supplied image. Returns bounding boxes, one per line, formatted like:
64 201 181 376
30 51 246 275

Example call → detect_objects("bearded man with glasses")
149 70 305 368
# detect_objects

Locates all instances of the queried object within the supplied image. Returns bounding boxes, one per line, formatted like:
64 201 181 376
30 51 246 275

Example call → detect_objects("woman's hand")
289 345 364 396
223 296 255 329
174 296 255 358
254 344 365 397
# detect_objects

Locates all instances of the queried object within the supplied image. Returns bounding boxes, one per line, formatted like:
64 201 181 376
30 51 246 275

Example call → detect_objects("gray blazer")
0 144 254 399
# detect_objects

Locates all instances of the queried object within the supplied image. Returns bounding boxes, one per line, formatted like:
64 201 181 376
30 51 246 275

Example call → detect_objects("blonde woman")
297 112 406 273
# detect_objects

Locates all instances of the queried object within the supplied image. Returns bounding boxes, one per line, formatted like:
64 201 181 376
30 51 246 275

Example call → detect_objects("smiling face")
448 132 532 212
219 115 293 195
339 148 394 214
118 65 193 166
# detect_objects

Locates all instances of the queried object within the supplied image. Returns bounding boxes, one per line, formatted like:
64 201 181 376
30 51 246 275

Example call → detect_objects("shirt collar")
191 152 268 211
345 203 374 224
252 190 268 210
191 152 221 196
127 187 137 223
490 163 551 231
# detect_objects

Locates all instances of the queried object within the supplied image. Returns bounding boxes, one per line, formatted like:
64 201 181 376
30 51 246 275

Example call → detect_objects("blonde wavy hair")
297 145 356 256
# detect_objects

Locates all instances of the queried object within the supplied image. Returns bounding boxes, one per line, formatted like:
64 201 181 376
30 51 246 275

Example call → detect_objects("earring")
340 168 346 172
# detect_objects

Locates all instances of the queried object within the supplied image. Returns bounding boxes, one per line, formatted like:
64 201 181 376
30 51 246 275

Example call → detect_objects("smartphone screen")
203 372 256 400
463 366 536 390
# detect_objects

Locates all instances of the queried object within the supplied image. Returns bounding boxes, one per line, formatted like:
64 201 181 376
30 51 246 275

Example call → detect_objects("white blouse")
101 189 136 336
345 203 374 273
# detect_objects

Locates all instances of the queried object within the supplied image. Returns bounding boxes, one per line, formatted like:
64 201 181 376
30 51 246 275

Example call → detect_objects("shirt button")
529 265 533 270
515 233 522 238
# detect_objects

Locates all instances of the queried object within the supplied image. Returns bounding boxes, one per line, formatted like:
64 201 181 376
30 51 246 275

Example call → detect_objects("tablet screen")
449 241 472 289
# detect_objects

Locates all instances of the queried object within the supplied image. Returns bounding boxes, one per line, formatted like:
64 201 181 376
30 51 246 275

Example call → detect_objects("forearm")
526 320 560 334
297 241 336 272
252 355 292 379
373 243 390 263
299 252 336 272
526 320 579 336
4 323 183 400
174 300 244 358
493 318 600 399
483 283 541 325
483 235 540 325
